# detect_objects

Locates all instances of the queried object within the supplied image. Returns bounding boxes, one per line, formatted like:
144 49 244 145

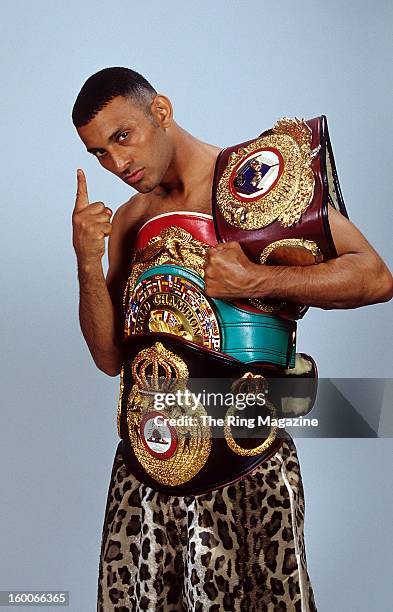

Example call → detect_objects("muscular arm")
205 205 393 309
73 169 142 376
254 206 393 309
77 196 141 376
76 198 135 377
77 259 124 376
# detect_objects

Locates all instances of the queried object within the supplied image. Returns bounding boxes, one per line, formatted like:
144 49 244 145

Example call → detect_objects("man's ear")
150 94 173 128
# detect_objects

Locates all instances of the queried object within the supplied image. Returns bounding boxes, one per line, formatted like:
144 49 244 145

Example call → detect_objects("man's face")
76 95 173 193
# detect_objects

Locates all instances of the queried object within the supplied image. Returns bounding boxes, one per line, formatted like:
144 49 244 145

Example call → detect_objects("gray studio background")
1 1 392 611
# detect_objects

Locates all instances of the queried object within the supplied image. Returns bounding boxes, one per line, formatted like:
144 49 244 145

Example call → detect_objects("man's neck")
156 123 221 201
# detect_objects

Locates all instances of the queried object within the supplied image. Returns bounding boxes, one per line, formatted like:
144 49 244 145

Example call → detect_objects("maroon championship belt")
212 115 349 319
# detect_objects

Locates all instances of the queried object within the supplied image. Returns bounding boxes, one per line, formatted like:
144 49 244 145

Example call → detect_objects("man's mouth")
124 168 144 185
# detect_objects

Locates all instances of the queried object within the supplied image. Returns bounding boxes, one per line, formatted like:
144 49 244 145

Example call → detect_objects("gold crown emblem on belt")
122 342 212 486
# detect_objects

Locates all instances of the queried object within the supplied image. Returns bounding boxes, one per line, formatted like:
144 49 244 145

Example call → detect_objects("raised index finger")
74 168 89 210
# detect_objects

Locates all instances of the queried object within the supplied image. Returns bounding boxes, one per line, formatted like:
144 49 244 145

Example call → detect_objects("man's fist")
72 169 113 265
204 241 259 299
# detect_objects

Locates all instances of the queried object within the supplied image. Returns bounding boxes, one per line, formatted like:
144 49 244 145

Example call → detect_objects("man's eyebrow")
87 146 105 155
86 126 130 155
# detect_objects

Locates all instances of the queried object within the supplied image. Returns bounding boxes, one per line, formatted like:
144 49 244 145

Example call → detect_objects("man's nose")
111 150 133 173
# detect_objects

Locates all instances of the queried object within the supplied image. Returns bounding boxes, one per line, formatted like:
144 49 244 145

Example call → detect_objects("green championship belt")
125 263 297 369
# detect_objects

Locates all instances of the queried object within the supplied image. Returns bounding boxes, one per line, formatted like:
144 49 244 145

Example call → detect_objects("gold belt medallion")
217 117 317 230
223 372 278 456
125 272 221 351
125 342 211 486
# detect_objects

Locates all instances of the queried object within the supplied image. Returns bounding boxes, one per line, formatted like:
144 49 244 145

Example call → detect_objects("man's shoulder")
107 193 150 272
112 193 150 232
106 193 151 297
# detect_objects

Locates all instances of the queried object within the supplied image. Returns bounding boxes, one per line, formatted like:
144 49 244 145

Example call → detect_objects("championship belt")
117 334 317 496
212 115 349 319
126 263 296 368
117 209 318 495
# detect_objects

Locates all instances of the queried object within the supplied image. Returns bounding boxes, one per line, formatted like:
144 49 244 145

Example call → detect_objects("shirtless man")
72 67 393 611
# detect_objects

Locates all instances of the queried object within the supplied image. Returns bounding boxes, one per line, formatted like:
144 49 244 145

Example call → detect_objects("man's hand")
204 241 259 299
72 169 113 265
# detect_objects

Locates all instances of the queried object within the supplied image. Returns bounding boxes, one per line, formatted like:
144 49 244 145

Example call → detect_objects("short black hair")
72 67 157 127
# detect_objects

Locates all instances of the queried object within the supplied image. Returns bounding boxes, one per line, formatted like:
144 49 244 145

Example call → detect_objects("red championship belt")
212 115 349 319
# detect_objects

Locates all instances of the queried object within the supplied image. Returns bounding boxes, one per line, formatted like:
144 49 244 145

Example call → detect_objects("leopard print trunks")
97 436 317 612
